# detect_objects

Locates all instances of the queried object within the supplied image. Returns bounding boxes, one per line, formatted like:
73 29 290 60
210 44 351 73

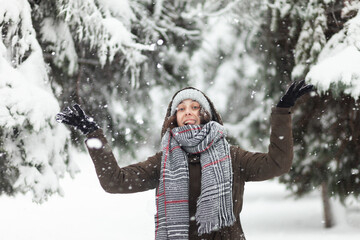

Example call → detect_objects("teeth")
184 120 194 125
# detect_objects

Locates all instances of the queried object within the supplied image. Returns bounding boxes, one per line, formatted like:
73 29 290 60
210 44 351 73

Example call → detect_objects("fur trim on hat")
170 89 212 119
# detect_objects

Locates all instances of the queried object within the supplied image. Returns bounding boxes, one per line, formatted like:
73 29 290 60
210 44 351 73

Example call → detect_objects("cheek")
196 116 201 124
194 110 200 118
194 111 201 124
176 112 183 127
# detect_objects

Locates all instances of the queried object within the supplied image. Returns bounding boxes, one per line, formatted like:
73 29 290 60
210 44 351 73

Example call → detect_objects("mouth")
183 119 196 125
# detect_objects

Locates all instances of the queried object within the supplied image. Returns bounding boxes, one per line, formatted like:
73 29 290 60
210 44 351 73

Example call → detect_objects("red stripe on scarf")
178 127 202 134
202 155 230 169
171 127 202 137
165 200 189 204
170 146 181 152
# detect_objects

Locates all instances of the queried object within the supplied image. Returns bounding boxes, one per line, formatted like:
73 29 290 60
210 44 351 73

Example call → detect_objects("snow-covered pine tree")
254 0 360 228
293 0 360 226
0 0 78 203
0 0 238 202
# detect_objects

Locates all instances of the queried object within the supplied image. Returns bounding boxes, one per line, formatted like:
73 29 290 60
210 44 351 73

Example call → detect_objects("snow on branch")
40 18 78 75
0 0 35 67
306 10 360 99
57 0 153 67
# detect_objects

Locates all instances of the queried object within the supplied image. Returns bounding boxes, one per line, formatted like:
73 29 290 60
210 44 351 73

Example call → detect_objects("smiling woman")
56 83 313 240
176 99 202 127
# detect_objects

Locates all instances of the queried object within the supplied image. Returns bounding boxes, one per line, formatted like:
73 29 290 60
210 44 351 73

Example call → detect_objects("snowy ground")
1 151 360 240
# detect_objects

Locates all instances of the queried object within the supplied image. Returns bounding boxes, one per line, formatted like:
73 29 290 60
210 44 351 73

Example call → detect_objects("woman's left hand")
277 80 314 108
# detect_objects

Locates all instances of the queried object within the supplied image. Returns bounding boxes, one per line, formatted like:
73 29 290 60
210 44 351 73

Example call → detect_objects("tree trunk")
321 181 334 228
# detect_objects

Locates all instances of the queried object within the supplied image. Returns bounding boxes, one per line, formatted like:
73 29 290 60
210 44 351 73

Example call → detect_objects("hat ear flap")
163 115 178 132
161 97 177 137
200 109 211 124
203 94 223 125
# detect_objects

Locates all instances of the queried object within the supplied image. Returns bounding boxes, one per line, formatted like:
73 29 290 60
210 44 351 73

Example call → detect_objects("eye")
177 106 185 112
192 105 200 110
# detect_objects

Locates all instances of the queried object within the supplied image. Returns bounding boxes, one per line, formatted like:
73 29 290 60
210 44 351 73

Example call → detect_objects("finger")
59 118 73 125
297 84 314 97
73 104 86 118
69 105 81 118
285 81 296 95
55 114 72 125
294 80 305 93
56 112 72 121
63 106 74 115
300 84 314 92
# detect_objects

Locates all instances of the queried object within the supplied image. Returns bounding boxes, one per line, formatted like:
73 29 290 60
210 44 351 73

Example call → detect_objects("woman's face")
176 99 201 127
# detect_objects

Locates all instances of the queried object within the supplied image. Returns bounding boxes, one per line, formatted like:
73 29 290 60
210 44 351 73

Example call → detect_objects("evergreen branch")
43 53 100 66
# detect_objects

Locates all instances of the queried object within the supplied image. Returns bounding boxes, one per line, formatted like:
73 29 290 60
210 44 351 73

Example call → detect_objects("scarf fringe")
196 202 236 235
196 214 236 235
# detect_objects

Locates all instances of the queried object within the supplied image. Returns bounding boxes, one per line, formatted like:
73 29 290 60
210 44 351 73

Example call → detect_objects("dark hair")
163 109 211 131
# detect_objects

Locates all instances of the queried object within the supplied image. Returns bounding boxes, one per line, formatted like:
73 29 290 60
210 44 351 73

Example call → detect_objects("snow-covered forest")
1 0 360 239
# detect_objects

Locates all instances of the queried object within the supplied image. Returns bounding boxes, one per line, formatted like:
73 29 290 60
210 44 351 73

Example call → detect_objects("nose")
185 107 192 115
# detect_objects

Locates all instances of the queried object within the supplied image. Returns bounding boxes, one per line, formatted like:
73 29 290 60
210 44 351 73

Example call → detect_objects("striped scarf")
155 121 236 239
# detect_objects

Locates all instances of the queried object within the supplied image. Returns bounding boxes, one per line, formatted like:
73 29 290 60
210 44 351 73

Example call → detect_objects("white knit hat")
170 89 212 119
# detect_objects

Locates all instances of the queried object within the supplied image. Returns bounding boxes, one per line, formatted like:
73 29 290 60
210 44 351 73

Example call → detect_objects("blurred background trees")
1 0 360 229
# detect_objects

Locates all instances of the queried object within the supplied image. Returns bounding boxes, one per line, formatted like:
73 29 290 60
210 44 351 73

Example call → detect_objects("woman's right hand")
56 104 99 135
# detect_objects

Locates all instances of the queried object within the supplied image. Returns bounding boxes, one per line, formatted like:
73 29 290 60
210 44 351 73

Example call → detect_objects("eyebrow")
179 100 198 104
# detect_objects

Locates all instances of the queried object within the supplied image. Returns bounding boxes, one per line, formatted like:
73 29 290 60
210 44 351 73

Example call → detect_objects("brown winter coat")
85 88 293 239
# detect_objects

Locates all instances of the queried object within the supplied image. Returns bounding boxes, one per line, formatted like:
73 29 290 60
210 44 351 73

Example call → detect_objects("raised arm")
234 107 293 181
85 129 161 193
56 104 161 193
235 80 313 181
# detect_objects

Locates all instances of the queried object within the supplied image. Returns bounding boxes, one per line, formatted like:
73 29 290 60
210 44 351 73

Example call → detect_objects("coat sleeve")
233 107 293 182
85 129 161 193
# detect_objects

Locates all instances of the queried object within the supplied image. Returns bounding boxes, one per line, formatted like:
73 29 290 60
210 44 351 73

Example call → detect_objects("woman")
56 81 313 240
